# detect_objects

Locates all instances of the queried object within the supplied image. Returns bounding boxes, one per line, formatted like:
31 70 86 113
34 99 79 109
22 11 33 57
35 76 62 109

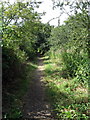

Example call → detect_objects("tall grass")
43 54 89 119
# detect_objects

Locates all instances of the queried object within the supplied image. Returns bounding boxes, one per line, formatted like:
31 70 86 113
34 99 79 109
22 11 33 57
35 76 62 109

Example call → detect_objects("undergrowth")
2 60 38 119
44 56 89 120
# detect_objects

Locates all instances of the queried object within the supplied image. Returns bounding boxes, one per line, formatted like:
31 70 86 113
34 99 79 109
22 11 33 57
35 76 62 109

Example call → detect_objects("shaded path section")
22 57 53 119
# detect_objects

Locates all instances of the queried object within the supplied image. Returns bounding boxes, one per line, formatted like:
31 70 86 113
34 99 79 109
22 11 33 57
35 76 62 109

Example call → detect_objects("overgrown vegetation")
43 1 90 119
1 0 90 119
3 60 38 118
1 1 51 118
44 56 89 119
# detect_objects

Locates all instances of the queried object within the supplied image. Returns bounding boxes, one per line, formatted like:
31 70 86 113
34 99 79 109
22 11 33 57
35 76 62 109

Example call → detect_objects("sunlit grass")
44 56 89 119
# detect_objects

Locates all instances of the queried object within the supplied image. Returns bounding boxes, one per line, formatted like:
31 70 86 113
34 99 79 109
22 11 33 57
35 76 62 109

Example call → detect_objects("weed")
44 56 89 119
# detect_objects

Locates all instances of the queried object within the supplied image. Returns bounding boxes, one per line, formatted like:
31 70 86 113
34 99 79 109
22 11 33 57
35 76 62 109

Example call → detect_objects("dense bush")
48 10 90 85
1 1 51 84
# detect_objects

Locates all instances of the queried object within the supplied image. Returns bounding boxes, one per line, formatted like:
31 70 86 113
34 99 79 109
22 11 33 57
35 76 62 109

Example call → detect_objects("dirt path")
22 57 54 119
